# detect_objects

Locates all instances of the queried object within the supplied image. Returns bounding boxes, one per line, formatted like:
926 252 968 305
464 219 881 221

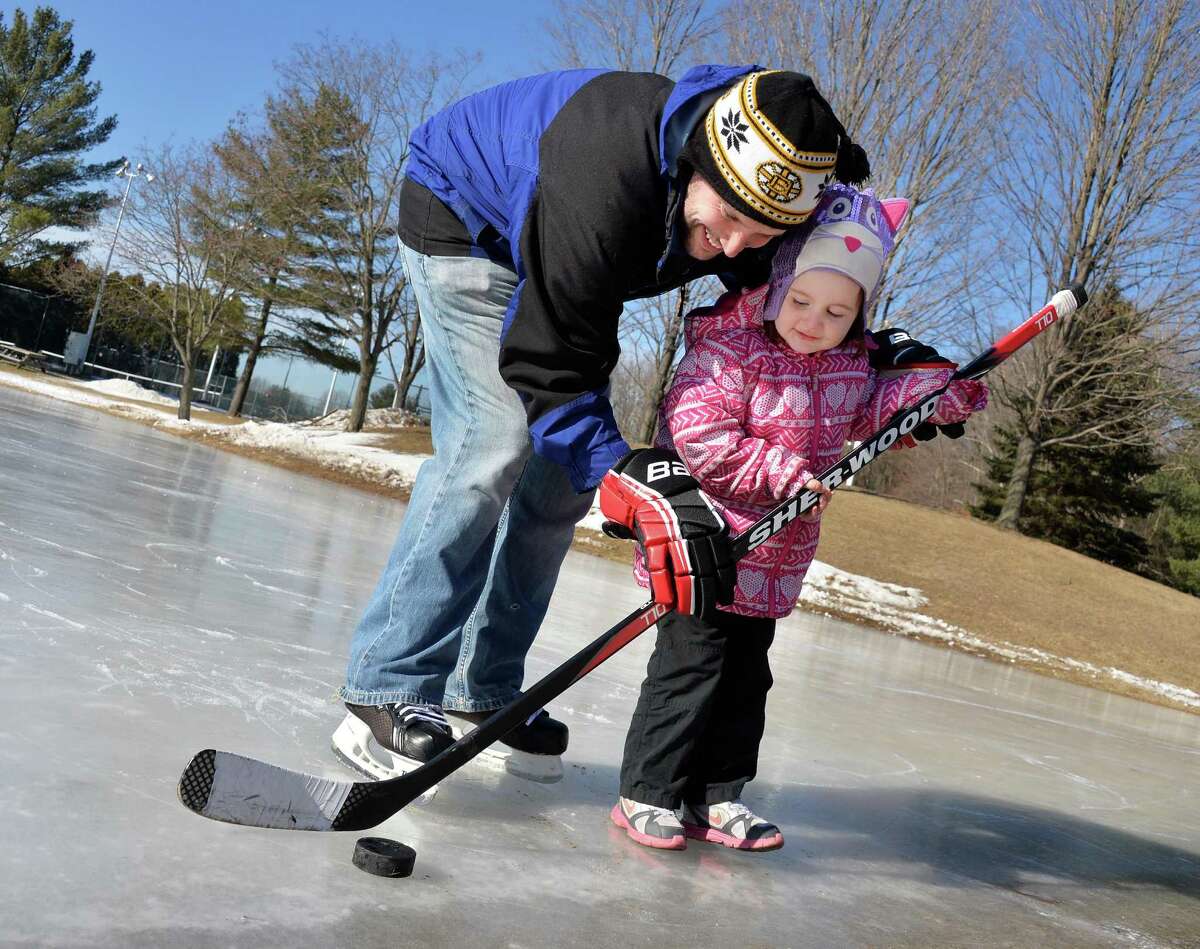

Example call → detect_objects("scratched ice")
2 385 1199 948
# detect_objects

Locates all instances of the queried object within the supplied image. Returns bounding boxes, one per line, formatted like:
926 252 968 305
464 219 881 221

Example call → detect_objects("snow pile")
302 407 423 430
582 508 1200 710
802 560 926 612
81 377 178 406
218 420 429 489
0 371 145 411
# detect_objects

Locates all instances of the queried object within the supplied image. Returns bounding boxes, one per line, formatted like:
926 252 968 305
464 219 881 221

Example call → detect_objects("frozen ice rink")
2 386 1199 948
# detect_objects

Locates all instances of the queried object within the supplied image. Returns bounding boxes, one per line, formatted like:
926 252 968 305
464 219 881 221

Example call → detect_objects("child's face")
773 269 863 354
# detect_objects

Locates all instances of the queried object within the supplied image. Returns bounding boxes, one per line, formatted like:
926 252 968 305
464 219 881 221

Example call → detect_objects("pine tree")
973 289 1162 572
266 48 416 432
1145 403 1200 598
0 7 119 263
1148 464 1200 596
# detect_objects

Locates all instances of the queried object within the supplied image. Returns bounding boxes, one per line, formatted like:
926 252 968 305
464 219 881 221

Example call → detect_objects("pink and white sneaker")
680 799 784 851
610 797 687 850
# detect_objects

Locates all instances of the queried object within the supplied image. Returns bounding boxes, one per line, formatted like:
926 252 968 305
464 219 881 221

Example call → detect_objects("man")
333 66 870 783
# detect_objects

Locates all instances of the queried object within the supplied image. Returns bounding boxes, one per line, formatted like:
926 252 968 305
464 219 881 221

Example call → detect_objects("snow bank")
218 420 429 489
0 371 142 410
81 378 178 406
302 407 424 430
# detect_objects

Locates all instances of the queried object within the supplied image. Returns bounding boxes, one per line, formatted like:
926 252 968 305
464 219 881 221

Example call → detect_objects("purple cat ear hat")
763 184 910 321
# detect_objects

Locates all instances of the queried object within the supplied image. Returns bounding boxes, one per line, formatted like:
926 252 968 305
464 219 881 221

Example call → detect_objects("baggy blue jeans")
341 246 595 712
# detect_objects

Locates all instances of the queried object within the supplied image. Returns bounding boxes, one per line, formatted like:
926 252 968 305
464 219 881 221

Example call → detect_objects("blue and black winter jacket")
400 65 776 492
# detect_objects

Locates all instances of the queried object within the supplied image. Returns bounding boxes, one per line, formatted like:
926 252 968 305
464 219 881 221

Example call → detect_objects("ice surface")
9 368 1197 712
2 385 1199 948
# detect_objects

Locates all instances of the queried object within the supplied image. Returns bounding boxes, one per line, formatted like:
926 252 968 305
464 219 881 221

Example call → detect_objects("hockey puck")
352 837 416 878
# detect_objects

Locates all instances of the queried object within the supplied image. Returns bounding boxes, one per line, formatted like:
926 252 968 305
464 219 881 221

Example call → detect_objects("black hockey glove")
598 448 736 617
868 327 956 372
868 328 965 441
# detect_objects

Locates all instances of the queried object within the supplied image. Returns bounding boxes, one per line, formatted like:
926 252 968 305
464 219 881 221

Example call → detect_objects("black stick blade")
177 749 359 831
178 749 217 815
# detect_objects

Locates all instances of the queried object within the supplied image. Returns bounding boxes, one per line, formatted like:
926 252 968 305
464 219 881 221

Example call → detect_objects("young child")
610 184 988 852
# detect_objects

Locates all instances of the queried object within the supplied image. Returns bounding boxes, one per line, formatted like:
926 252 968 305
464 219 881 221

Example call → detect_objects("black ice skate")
331 702 455 788
443 708 567 783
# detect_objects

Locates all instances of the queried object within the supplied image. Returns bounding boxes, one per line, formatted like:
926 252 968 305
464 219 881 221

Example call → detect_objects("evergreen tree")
0 7 119 263
208 110 323 418
1146 463 1200 596
1145 399 1200 598
974 415 1159 571
264 38 464 433
973 289 1162 572
267 74 404 427
369 384 396 410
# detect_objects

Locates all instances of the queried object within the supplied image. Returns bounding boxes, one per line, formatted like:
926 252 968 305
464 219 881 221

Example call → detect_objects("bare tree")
543 0 718 443
985 0 1200 529
382 305 425 411
274 39 470 433
615 277 721 443
634 285 689 444
543 0 717 74
114 143 253 420
720 0 1015 339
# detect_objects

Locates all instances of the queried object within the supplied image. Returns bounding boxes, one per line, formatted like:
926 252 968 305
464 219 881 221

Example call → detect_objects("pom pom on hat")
835 141 871 187
680 70 871 228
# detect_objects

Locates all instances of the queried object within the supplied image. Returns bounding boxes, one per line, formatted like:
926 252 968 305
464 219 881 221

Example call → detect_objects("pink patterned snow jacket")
633 284 988 618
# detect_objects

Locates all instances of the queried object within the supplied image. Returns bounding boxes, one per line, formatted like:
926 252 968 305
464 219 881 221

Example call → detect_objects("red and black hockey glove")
598 448 736 617
867 328 965 441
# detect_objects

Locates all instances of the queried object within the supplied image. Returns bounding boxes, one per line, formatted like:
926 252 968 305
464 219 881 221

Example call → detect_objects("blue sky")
44 0 563 402
53 0 560 169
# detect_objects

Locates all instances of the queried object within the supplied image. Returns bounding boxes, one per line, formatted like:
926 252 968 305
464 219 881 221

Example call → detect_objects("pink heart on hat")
843 236 862 252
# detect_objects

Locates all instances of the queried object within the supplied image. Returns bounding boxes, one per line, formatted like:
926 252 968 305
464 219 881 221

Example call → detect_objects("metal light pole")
202 347 220 402
75 161 154 370
323 370 339 415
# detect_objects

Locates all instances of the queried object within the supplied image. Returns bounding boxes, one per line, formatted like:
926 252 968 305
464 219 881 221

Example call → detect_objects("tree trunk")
637 288 688 445
177 357 195 421
228 280 277 418
346 354 378 432
395 343 424 411
996 428 1040 530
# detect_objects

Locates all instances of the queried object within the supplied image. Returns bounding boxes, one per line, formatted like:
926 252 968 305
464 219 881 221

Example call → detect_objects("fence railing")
7 343 431 424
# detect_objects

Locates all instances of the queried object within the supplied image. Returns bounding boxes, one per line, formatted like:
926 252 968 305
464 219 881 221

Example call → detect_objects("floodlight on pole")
73 160 154 371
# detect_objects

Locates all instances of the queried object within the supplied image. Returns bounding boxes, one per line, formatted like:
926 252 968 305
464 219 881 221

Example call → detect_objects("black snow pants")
619 609 776 809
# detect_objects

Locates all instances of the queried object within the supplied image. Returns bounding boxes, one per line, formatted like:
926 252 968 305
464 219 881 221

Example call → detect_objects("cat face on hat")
764 184 911 321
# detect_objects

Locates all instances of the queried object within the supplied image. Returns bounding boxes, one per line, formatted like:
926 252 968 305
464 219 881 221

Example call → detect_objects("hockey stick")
178 285 1087 832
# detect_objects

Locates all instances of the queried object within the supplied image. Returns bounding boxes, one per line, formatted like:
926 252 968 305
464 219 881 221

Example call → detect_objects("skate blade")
445 716 564 784
330 714 439 804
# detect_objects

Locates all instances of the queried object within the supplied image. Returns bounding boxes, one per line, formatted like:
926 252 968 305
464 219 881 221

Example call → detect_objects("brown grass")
817 491 1200 698
5 365 1197 714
